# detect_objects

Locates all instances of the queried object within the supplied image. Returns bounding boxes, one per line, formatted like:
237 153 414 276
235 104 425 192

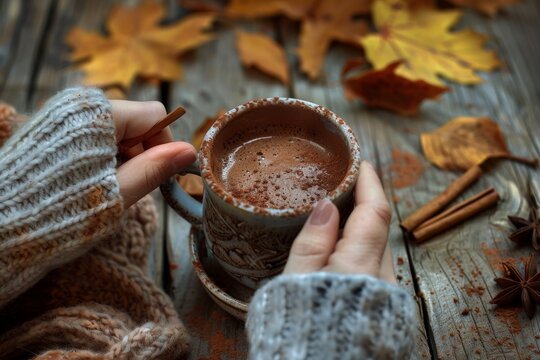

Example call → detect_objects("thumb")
117 142 196 208
284 199 340 274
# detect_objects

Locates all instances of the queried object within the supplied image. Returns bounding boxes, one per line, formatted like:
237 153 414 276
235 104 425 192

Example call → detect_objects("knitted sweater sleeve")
0 88 123 308
246 273 416 360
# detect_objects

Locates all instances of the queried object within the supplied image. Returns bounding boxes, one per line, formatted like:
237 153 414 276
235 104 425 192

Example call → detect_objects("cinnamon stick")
400 165 483 232
119 106 186 151
412 187 500 243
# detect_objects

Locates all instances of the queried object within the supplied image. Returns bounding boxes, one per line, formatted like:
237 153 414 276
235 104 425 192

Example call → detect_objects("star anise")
490 255 540 318
508 206 540 251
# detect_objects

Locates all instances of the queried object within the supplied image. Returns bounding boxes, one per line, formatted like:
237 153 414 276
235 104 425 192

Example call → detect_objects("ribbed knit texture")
247 273 416 360
0 88 122 308
0 88 191 359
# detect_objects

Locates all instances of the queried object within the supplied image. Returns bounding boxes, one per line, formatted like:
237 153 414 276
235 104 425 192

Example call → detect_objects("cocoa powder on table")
389 149 424 189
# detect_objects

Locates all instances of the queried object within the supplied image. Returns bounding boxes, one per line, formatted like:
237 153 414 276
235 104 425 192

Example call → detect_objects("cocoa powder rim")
199 97 362 217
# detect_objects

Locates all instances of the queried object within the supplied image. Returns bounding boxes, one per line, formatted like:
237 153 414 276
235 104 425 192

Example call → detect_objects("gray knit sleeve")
246 273 416 360
0 88 122 308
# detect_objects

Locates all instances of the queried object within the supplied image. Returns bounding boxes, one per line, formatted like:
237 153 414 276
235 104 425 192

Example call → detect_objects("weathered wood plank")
279 21 433 359
28 0 165 284
0 0 52 111
0 1 23 86
167 16 288 359
401 2 540 358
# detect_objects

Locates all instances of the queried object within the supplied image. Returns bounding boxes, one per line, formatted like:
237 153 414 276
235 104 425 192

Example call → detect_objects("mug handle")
160 161 203 228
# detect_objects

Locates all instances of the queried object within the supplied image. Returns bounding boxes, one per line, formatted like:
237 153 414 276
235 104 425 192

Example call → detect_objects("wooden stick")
119 106 186 151
400 165 483 232
412 187 500 243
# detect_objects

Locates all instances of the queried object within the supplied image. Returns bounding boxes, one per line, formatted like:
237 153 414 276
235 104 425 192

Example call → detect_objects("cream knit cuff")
0 87 122 307
247 273 416 360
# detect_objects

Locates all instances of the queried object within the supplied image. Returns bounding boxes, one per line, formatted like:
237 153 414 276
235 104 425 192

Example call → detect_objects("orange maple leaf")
447 0 521 16
66 2 215 90
421 117 537 171
298 0 369 79
225 0 317 19
236 31 289 84
343 61 448 115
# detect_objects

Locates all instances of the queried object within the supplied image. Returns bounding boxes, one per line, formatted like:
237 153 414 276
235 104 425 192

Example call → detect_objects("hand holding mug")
284 161 396 283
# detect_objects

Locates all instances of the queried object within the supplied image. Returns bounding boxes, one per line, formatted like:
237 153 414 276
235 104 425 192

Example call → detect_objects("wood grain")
25 0 166 284
404 2 540 358
0 0 52 111
2 0 539 358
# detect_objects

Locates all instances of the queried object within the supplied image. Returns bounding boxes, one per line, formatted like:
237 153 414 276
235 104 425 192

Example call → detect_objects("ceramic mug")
161 98 361 289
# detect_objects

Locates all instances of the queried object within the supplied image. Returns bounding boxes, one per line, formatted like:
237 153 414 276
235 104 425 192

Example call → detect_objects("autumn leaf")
179 110 224 198
181 0 222 13
192 110 225 150
360 0 502 86
236 31 289 84
421 117 537 171
225 0 317 20
178 174 204 200
406 0 436 10
298 0 369 79
343 61 448 115
66 2 215 90
447 0 521 17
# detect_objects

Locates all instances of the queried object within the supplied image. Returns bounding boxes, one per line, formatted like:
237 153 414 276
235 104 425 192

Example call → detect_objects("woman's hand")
284 161 396 283
111 100 196 208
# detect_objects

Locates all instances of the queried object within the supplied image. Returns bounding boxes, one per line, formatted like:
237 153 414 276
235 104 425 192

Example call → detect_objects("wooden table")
1 1 539 358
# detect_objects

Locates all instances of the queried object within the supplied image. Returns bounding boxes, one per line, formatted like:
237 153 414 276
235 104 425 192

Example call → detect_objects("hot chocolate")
211 104 350 209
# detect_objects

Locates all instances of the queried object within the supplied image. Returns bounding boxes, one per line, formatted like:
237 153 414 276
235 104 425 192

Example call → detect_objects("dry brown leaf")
406 0 436 10
66 2 215 90
361 0 502 86
298 0 369 79
343 61 448 115
193 110 225 150
104 87 126 100
179 110 225 198
447 0 520 16
181 0 222 13
236 31 289 84
178 174 204 200
421 117 537 171
225 0 317 19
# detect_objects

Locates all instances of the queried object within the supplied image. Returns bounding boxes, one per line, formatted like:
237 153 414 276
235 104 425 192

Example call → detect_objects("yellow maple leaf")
225 0 317 20
297 0 369 79
236 31 290 84
66 2 215 89
360 0 502 85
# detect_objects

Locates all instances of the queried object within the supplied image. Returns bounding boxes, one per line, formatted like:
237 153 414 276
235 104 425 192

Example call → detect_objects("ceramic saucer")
189 228 254 321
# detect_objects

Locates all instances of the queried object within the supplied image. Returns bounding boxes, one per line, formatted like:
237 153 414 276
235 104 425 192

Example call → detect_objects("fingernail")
174 149 196 168
309 199 333 225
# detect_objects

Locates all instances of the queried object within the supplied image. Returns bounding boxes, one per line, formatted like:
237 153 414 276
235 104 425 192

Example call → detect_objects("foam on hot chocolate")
211 104 350 209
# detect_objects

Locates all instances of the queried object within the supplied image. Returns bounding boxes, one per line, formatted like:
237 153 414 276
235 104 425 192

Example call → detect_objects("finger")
380 242 397 283
117 141 196 208
330 161 391 274
284 199 339 274
111 100 169 142
143 127 174 149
